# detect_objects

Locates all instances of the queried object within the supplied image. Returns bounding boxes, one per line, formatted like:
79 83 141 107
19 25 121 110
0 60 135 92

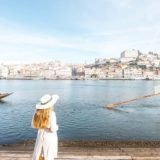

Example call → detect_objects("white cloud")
1 0 160 64
92 26 160 36
0 23 159 64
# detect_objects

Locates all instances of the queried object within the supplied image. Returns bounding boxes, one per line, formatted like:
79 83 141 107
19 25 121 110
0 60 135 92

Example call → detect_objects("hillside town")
1 49 160 80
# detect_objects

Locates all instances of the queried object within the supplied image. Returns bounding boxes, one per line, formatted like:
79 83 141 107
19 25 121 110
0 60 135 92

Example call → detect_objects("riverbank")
2 140 160 148
0 77 160 80
1 140 160 160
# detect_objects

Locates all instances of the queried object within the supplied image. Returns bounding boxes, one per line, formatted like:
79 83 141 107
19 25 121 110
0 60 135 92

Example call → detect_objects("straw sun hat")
36 94 59 109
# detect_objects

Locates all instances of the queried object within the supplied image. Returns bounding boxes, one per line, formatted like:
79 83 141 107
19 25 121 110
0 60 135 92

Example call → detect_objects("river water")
0 80 160 144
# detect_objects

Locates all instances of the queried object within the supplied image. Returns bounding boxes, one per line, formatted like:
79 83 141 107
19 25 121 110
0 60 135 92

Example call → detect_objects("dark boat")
0 93 13 100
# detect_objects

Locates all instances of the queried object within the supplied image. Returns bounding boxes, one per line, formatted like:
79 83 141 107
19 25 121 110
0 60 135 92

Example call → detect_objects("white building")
109 58 119 63
143 70 155 79
121 49 139 58
0 65 9 78
120 57 136 63
55 67 72 79
123 68 143 79
8 65 23 78
95 58 109 65
95 68 106 79
153 59 160 67
42 70 56 79
84 67 95 78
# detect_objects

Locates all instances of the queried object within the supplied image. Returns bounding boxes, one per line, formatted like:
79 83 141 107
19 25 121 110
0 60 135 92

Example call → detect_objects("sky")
0 0 160 64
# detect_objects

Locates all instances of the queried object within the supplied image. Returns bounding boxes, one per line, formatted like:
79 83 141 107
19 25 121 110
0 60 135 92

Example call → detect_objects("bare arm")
50 111 58 132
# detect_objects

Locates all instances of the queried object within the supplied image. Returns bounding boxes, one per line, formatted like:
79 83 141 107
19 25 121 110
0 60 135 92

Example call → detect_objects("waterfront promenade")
1 141 160 160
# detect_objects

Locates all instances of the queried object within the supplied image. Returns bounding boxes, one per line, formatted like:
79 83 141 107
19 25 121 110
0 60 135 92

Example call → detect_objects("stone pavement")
1 141 160 160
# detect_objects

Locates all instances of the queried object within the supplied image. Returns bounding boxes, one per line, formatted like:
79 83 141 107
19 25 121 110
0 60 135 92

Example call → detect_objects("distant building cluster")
1 49 160 80
86 49 160 80
0 61 72 80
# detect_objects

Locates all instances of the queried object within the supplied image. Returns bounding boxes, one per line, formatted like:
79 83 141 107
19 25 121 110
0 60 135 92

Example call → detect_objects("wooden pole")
106 92 160 109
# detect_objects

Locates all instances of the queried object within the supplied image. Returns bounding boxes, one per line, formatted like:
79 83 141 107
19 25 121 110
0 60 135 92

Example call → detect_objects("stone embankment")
1 140 160 160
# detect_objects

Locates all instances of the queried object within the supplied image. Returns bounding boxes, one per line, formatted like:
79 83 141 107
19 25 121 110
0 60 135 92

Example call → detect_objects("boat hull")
0 93 13 100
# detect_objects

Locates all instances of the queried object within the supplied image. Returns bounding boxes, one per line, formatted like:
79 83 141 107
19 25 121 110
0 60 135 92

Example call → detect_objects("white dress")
32 111 58 160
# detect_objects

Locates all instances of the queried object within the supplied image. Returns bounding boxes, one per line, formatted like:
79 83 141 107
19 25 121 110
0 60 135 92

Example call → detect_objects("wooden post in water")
106 86 160 109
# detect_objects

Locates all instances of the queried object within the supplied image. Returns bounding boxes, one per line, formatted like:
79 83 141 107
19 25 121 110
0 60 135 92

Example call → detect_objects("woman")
31 94 59 160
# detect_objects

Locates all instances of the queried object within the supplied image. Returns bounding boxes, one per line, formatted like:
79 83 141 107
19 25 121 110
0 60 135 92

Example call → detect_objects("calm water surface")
0 80 160 144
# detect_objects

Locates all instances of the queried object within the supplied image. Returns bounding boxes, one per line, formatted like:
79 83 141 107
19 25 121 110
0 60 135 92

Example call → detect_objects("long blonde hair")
32 108 52 129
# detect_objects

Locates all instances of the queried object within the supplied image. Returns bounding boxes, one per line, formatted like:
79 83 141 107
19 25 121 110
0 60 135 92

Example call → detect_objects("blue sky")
0 0 160 64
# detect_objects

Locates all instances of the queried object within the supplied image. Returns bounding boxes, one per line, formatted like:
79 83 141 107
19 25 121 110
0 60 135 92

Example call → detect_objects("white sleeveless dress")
32 111 58 160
